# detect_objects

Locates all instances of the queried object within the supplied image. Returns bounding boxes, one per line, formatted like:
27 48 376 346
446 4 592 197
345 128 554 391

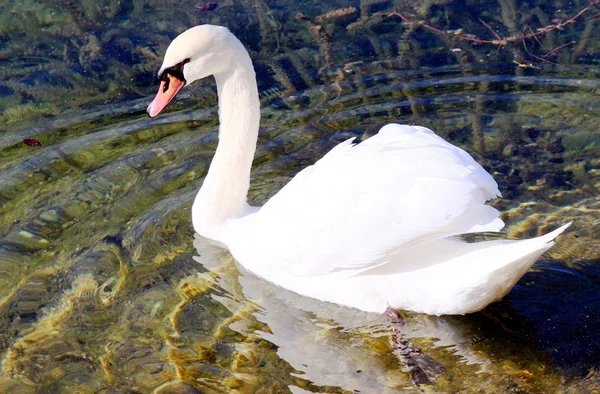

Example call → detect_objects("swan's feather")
235 124 504 276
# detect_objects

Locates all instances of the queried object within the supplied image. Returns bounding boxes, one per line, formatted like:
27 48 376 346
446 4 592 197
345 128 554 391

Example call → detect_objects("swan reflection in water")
193 235 498 392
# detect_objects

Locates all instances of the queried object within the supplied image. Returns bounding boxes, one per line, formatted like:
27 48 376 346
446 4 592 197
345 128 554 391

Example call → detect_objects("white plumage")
237 125 504 276
148 25 570 315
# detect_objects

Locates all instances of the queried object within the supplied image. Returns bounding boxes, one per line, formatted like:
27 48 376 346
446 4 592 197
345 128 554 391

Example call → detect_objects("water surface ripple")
1 8 600 393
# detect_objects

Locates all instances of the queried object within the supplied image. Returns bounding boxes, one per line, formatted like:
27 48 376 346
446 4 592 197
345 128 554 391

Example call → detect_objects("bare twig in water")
543 41 577 58
386 1 599 61
478 18 505 52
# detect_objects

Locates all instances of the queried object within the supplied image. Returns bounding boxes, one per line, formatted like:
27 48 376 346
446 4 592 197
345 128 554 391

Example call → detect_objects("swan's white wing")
240 124 503 276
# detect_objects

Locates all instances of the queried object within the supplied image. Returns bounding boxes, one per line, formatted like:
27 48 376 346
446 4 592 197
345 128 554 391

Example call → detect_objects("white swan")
147 25 570 315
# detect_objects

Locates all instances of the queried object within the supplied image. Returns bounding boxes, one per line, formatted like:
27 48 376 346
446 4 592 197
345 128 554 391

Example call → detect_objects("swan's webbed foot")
384 307 446 386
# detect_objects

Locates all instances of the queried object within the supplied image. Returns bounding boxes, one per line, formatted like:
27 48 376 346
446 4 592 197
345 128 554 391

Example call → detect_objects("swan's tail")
376 222 572 315
478 222 571 274
444 222 572 314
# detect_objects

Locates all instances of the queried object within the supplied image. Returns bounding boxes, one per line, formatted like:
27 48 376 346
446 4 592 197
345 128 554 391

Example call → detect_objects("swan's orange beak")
147 74 185 118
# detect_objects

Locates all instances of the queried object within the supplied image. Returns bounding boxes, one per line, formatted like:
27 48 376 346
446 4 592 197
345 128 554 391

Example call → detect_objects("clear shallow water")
1 0 600 392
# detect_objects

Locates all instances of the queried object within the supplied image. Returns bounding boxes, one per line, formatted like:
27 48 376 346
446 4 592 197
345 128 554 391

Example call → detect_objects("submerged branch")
387 1 600 61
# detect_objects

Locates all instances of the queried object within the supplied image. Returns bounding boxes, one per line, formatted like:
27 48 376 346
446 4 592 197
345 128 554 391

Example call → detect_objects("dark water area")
1 0 600 392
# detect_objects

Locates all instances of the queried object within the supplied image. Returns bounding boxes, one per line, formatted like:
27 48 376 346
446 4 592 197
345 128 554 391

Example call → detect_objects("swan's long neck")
192 48 260 238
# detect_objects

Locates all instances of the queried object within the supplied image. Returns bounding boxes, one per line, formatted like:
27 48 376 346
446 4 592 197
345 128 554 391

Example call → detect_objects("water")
1 0 600 392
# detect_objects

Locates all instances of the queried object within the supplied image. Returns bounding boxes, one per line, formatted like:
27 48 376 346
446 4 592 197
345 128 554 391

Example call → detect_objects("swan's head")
147 25 239 118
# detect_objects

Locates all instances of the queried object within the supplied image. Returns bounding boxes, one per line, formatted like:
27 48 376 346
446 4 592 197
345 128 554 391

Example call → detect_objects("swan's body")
148 25 570 315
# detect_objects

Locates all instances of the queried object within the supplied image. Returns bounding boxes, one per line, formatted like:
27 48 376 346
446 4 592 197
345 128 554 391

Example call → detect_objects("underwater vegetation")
0 0 599 392
0 0 598 129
